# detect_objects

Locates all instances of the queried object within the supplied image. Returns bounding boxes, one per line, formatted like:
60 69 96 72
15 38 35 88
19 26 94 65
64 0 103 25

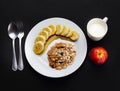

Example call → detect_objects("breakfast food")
89 46 108 65
35 35 46 44
47 42 76 70
70 30 79 41
48 24 56 35
61 25 69 36
56 24 63 35
33 41 44 54
66 28 73 37
33 24 79 55
39 30 49 39
42 27 52 37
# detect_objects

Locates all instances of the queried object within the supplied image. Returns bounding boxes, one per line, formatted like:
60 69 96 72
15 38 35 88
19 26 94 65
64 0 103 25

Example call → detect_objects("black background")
0 0 120 90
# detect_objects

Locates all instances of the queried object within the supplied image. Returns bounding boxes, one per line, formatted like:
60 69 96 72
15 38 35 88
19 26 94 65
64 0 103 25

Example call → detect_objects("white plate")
25 17 87 78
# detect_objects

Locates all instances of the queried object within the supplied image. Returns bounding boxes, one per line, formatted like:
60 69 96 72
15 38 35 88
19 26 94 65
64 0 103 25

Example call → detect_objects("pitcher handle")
103 17 108 22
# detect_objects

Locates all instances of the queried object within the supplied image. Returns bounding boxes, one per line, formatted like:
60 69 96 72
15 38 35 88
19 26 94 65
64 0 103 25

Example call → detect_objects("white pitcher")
87 17 108 41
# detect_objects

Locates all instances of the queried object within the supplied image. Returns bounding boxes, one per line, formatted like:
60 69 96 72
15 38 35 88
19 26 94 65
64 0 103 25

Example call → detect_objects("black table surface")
0 0 120 90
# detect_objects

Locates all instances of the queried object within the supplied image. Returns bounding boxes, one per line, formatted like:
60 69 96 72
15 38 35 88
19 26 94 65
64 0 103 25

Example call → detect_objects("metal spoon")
8 22 18 71
16 22 24 71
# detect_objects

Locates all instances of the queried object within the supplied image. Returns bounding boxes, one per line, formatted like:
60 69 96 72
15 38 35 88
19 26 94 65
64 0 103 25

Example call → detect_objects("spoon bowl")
8 22 18 39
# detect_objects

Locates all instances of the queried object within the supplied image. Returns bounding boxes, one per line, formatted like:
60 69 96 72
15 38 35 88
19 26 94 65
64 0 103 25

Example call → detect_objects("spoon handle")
18 38 24 70
12 39 17 71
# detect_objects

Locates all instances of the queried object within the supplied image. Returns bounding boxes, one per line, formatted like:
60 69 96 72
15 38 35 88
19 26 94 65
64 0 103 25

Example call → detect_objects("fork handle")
12 39 17 71
18 38 24 70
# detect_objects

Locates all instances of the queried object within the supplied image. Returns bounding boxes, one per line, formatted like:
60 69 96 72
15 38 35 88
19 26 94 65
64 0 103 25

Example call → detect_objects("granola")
47 42 76 70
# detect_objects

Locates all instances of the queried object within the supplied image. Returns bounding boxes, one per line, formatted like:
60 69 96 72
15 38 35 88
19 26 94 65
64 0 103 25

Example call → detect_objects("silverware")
8 22 18 71
16 22 24 71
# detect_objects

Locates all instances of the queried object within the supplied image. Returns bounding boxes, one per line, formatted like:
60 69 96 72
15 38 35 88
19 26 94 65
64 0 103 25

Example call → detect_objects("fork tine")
15 21 24 32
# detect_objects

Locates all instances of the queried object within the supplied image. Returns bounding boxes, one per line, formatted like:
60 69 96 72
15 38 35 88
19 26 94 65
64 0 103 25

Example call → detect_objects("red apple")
89 46 108 65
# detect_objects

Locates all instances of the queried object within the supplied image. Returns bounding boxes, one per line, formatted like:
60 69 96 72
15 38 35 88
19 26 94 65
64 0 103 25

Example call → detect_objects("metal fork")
16 22 24 71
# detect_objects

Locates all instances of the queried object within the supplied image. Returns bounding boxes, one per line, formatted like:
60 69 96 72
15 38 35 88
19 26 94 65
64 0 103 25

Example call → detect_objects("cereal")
47 42 76 70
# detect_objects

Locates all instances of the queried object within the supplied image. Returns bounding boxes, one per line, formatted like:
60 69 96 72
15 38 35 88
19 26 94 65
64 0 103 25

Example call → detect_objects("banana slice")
56 24 63 35
61 25 69 36
33 41 44 54
48 24 56 35
35 35 46 44
39 30 49 39
70 30 79 41
42 27 52 37
66 28 73 37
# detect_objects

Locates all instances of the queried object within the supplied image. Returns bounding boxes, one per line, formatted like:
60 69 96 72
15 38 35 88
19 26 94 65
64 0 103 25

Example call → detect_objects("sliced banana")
61 25 69 36
34 24 79 55
48 24 56 35
66 28 73 37
35 35 46 44
39 30 49 39
56 24 63 35
70 30 79 41
42 27 52 37
33 41 44 54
